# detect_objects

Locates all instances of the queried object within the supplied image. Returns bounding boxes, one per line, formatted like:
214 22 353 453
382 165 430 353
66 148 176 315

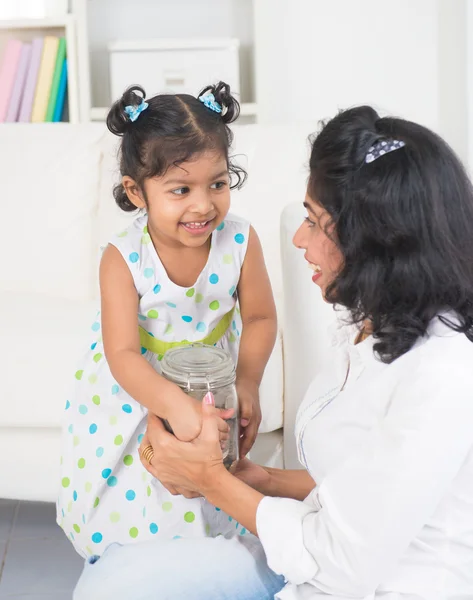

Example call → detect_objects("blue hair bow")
124 98 149 122
198 91 222 114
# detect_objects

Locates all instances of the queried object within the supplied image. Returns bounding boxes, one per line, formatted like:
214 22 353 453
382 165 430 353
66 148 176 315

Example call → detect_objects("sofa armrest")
280 203 339 469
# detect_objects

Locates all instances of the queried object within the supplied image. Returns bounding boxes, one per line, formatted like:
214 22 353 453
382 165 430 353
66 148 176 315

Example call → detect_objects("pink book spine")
0 40 23 122
5 44 31 123
18 38 43 123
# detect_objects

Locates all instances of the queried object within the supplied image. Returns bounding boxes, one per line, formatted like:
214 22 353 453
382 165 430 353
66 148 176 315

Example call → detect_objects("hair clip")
124 98 149 122
365 139 405 163
198 91 222 114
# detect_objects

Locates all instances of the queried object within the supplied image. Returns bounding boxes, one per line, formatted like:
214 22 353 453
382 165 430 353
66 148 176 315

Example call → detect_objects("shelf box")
108 37 241 102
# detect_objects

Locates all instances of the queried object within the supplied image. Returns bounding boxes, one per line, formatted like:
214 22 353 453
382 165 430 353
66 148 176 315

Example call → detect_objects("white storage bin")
109 38 240 101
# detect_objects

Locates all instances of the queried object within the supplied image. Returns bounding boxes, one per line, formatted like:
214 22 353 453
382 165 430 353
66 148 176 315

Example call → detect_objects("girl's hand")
165 389 233 444
140 393 226 495
165 389 203 442
237 379 262 457
231 457 272 495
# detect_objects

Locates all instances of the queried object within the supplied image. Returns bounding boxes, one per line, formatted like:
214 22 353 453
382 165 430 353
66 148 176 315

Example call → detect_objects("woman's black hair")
308 105 473 363
106 81 246 212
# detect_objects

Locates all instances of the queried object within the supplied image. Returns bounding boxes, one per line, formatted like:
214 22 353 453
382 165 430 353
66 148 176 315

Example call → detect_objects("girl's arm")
100 245 201 441
236 226 278 456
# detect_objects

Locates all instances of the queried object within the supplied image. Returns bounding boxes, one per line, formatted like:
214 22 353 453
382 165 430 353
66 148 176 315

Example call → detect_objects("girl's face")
293 193 343 297
123 151 230 248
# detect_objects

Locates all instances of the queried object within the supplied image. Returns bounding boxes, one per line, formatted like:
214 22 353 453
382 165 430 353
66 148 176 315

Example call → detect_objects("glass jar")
160 344 239 469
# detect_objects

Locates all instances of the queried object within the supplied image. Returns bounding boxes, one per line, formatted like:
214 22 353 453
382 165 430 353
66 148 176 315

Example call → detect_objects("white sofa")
0 123 337 501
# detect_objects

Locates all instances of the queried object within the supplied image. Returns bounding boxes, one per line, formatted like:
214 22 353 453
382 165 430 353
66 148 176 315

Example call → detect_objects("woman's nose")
293 222 307 249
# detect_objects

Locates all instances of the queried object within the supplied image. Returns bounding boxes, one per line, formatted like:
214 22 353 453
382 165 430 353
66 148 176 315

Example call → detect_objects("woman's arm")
142 410 315 533
100 245 201 440
142 409 265 535
201 465 316 530
265 467 315 499
232 458 316 500
236 226 278 455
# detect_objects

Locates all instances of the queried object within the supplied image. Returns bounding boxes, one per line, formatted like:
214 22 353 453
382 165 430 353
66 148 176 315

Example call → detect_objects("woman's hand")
139 430 201 498
231 457 272 495
139 393 228 496
237 378 262 457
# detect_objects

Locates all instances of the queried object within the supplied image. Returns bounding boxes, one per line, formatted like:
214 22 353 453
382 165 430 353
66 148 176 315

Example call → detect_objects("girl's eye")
171 187 190 196
210 181 227 190
305 216 317 228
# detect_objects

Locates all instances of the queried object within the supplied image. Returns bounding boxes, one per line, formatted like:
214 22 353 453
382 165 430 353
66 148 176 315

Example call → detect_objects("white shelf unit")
72 0 258 123
0 17 70 29
1 1 258 124
0 15 80 123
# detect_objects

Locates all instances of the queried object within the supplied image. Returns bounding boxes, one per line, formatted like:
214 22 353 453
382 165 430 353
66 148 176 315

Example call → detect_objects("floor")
0 499 83 599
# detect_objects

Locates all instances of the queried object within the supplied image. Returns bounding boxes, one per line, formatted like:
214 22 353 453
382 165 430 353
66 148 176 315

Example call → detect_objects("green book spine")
45 37 66 122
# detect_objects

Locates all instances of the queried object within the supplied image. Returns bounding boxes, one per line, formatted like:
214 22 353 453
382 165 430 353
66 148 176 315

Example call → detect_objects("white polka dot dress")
57 213 250 558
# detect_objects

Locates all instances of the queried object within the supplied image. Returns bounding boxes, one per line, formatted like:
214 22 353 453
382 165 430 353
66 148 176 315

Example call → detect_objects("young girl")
57 81 277 559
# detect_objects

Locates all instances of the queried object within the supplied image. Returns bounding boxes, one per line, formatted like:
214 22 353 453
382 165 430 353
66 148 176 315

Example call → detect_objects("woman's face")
293 194 343 297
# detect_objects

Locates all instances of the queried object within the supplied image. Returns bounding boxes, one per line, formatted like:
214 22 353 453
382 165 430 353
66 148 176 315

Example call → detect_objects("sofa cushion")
0 291 97 428
0 124 104 301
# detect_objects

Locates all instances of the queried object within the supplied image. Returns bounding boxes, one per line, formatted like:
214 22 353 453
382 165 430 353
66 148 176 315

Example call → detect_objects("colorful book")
0 40 23 122
18 38 44 122
45 37 66 122
53 58 68 122
31 36 59 123
5 44 32 123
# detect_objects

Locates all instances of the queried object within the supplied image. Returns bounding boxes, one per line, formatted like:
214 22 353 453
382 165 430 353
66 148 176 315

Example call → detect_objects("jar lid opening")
160 344 236 389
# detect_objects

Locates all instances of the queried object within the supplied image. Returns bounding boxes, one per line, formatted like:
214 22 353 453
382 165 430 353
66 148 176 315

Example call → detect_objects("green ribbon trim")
139 308 235 356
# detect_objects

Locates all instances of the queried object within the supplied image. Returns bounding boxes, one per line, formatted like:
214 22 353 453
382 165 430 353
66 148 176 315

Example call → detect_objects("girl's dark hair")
106 81 246 212
308 105 473 363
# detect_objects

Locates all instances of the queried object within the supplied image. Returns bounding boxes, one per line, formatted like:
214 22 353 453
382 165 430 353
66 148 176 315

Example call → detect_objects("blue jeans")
73 535 286 600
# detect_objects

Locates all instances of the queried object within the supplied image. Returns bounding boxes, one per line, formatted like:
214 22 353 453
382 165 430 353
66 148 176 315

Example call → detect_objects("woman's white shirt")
257 316 473 600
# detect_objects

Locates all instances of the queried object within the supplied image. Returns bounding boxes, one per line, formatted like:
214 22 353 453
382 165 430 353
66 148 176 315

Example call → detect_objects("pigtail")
107 85 147 136
199 81 240 124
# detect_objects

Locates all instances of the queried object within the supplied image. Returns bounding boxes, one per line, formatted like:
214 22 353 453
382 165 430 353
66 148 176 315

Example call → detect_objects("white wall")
254 0 469 162
256 0 439 126
468 0 473 172
437 0 468 163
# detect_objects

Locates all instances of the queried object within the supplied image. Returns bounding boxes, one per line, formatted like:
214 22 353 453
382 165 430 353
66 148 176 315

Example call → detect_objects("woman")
141 106 473 599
